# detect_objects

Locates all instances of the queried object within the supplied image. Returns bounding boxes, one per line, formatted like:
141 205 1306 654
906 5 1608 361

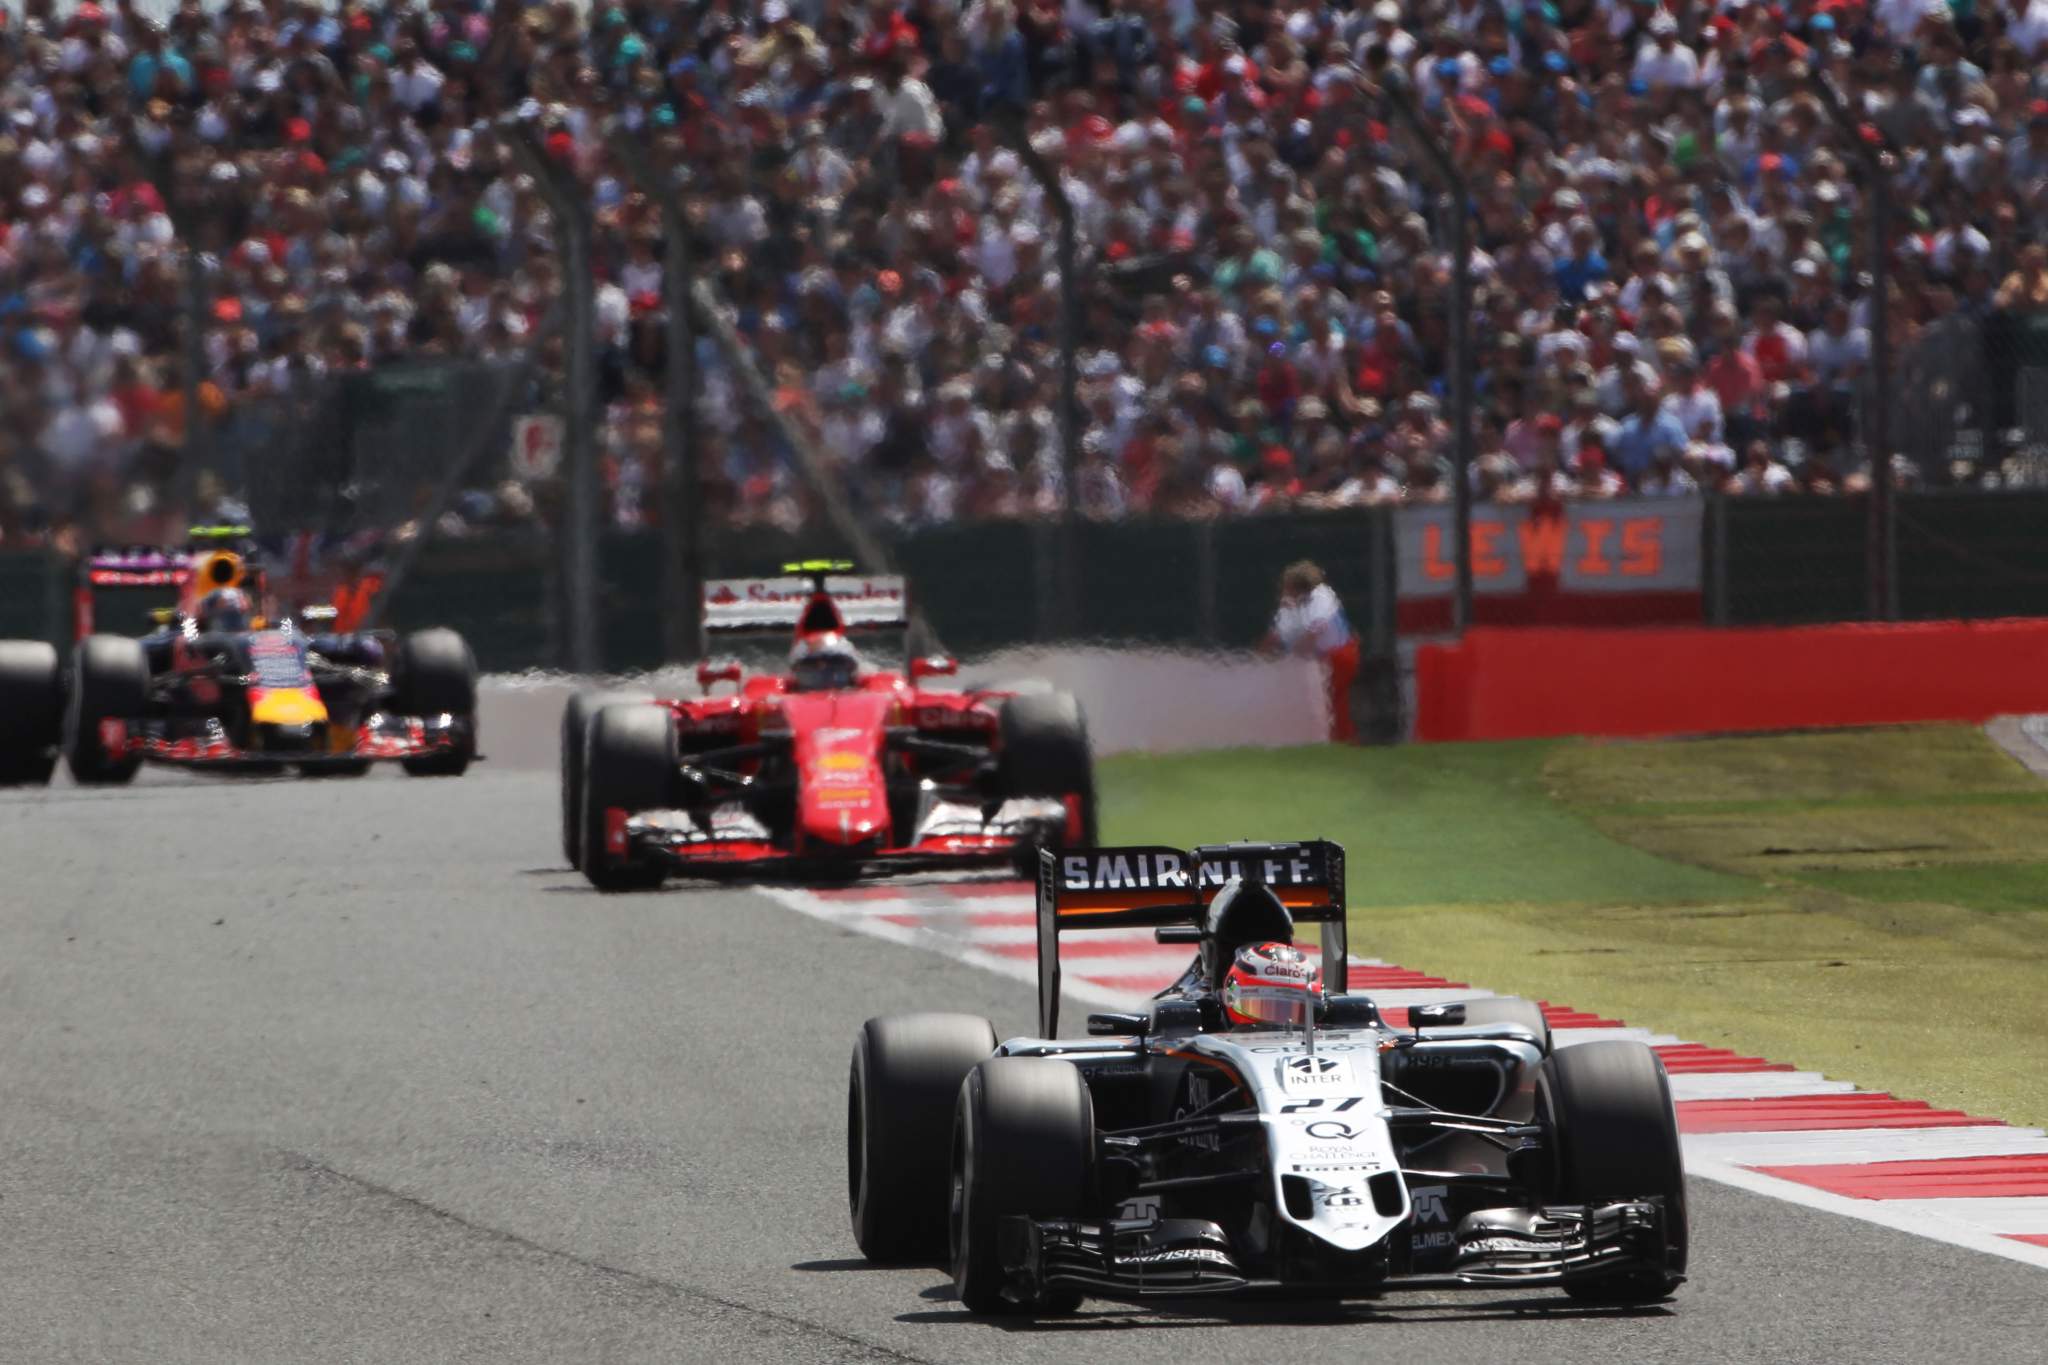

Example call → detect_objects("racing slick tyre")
395 628 478 777
0 640 63 786
64 635 148 786
1538 1039 1688 1304
580 703 675 892
997 691 1097 847
1458 996 1553 1056
561 689 651 870
848 1013 999 1262
951 1057 1095 1315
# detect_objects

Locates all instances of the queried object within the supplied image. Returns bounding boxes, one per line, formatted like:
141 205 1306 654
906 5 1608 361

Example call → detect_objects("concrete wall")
477 648 1330 772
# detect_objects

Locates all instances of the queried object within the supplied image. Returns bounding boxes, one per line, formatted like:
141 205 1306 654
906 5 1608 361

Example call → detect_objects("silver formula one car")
846 841 1687 1314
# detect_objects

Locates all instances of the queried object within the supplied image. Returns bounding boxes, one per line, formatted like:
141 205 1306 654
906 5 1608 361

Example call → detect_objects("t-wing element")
1033 841 1349 1037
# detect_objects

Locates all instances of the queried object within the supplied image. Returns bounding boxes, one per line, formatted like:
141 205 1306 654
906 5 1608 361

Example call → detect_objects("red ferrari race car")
0 530 476 785
561 564 1096 889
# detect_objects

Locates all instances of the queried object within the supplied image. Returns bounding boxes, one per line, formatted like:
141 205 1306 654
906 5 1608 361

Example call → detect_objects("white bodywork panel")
1192 1029 1409 1253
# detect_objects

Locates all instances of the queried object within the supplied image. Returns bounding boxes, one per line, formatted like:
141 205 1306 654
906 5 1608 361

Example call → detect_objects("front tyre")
951 1057 1095 1315
65 635 149 785
847 1014 998 1262
561 689 651 870
997 691 1097 847
580 703 675 892
0 640 64 785
395 628 478 777
1539 1039 1688 1304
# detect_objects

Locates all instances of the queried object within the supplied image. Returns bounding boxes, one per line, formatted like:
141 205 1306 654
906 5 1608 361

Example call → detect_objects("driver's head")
788 632 861 692
1222 941 1321 1027
197 587 252 633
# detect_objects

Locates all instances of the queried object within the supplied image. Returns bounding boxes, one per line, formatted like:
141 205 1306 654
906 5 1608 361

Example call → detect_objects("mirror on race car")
908 655 958 680
1411 1002 1468 1029
696 658 743 692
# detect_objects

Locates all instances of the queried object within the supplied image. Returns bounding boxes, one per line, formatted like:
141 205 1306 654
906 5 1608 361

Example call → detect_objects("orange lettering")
1472 520 1507 579
1519 513 1567 576
1620 518 1663 576
1422 523 1455 581
1576 519 1614 575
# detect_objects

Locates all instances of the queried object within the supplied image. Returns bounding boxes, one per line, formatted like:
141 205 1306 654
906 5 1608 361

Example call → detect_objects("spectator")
1260 560 1360 743
5 0 2048 551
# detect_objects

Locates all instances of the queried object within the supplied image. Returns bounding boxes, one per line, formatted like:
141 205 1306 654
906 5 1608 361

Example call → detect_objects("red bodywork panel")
784 689 894 847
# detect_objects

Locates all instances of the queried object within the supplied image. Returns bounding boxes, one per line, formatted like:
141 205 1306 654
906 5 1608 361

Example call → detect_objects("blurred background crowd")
3 0 2048 550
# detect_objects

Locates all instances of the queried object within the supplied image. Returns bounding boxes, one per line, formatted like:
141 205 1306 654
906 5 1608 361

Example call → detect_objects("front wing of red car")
603 796 1077 877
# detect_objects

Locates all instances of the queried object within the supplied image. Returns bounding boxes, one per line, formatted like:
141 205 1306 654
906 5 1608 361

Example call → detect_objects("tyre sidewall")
65 636 148 784
580 703 675 890
951 1057 1094 1314
848 1013 997 1262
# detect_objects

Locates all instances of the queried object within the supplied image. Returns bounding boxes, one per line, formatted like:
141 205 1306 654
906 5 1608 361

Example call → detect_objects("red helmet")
1221 941 1321 1028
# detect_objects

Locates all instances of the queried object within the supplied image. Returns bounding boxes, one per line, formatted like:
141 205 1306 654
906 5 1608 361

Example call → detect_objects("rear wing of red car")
700 563 908 649
1034 841 1349 1037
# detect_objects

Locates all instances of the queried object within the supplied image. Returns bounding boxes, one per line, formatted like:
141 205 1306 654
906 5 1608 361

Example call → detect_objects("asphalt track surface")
3 770 2044 1365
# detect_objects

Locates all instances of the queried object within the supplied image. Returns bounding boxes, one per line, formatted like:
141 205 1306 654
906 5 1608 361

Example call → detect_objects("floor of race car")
0 768 2041 1365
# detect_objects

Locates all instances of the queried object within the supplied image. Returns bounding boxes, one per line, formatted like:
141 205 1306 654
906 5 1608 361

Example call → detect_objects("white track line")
1686 1159 2048 1270
1684 1126 2048 1165
1871 1198 2048 1235
1666 1071 1859 1101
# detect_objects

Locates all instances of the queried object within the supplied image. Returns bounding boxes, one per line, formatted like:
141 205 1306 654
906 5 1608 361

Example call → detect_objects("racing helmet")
1221 941 1321 1028
197 587 252 633
789 632 862 693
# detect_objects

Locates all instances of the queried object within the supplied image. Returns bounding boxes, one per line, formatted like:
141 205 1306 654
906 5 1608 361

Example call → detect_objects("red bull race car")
561 563 1096 889
0 531 477 785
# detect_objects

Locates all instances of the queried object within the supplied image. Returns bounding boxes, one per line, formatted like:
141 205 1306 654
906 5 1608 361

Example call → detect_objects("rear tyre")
395 628 477 777
1539 1040 1688 1304
951 1057 1095 1315
997 691 1097 847
847 1014 998 1262
1458 996 1553 1056
65 635 148 785
581 703 674 892
561 689 651 870
0 641 63 785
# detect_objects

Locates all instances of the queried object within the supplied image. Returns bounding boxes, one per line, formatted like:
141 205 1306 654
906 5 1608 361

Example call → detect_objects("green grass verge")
1098 726 2048 1130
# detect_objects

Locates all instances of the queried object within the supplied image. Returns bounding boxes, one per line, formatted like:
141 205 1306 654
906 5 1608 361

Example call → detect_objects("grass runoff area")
1098 727 2048 1129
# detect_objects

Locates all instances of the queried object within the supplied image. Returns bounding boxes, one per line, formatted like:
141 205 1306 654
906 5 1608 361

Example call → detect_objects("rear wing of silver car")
1033 841 1349 1037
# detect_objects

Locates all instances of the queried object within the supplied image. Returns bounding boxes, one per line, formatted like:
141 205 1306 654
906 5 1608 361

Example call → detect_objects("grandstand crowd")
3 0 2048 544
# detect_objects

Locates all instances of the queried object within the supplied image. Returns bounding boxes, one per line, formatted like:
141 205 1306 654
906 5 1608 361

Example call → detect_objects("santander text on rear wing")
1034 841 1349 1036
700 568 908 644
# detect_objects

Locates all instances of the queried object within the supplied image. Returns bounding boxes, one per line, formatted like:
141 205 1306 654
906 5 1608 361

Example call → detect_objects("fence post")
500 113 601 673
359 318 561 630
1809 71 1895 622
607 121 703 664
1002 115 1083 640
1194 518 1219 647
1371 72 1474 635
